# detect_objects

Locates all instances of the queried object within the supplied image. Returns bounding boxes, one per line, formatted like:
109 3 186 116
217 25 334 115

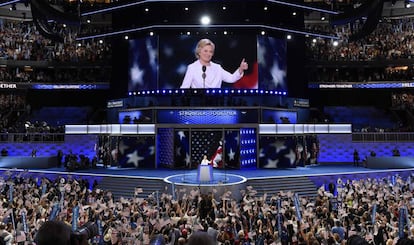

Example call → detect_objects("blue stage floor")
24 163 414 180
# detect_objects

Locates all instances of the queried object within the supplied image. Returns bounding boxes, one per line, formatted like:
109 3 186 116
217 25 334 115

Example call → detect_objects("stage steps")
97 175 318 201
246 176 318 199
97 176 166 200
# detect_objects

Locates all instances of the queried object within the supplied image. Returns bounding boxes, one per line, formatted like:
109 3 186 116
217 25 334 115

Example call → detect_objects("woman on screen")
180 38 248 89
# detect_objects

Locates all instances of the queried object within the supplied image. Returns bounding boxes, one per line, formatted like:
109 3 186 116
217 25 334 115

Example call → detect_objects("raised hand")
239 58 248 73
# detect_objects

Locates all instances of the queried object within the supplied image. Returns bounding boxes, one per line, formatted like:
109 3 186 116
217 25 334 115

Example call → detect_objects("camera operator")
35 220 98 245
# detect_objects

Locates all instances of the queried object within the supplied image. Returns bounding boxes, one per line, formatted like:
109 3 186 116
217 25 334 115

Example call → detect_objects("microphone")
202 65 206 88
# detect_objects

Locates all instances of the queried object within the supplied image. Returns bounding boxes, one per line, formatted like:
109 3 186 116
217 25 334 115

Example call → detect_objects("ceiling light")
200 15 211 25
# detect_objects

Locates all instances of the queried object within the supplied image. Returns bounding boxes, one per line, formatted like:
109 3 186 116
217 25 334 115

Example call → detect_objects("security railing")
352 132 414 142
0 133 65 142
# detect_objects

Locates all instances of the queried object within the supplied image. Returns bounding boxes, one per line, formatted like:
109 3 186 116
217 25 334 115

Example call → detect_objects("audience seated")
306 18 414 82
0 19 111 85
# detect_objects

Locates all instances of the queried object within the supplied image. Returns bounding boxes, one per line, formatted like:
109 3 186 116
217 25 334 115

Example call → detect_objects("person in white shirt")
180 38 248 89
200 155 211 166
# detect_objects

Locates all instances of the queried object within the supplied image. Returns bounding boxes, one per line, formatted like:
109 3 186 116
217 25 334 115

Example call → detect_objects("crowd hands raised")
1 170 414 245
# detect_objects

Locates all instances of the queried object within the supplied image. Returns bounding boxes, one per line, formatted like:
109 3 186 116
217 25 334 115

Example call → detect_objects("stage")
1 163 413 200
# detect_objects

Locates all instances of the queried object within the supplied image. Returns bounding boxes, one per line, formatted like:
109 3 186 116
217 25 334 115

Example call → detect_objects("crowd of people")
0 169 412 245
0 19 111 85
0 19 111 62
307 18 414 61
306 17 414 82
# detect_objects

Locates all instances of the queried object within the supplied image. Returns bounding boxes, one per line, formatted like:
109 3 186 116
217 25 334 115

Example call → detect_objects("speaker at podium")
198 155 213 183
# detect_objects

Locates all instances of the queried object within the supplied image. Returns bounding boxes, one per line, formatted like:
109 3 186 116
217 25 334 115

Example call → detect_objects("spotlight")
405 0 411 8
9 3 16 11
200 15 211 25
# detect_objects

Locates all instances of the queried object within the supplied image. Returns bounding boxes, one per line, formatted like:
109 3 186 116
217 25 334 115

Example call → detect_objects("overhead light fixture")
77 24 339 41
200 15 211 25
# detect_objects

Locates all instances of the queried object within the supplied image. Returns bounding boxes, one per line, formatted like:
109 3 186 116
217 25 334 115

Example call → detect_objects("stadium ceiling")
0 0 412 41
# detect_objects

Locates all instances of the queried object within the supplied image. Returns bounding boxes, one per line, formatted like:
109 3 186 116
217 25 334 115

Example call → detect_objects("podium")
197 165 213 183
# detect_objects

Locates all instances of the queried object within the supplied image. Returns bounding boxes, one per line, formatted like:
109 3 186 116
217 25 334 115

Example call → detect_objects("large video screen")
128 35 287 92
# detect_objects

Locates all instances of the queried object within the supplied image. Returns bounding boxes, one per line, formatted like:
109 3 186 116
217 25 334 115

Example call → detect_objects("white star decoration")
270 62 286 88
127 150 144 168
259 148 265 158
130 63 144 86
228 148 235 161
185 153 191 167
177 131 186 141
265 159 279 168
146 39 157 68
285 149 297 165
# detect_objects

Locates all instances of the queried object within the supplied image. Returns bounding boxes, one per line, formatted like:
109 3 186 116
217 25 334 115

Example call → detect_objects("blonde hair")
195 39 215 59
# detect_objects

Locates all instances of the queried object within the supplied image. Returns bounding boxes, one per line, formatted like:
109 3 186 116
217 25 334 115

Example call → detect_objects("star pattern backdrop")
174 130 228 168
257 36 288 92
258 135 320 168
157 128 175 168
116 136 156 168
224 130 240 169
239 128 257 169
128 37 158 92
190 130 223 168
174 130 190 168
259 136 298 168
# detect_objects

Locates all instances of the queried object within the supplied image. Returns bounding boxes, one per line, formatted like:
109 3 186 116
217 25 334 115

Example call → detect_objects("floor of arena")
17 163 412 180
